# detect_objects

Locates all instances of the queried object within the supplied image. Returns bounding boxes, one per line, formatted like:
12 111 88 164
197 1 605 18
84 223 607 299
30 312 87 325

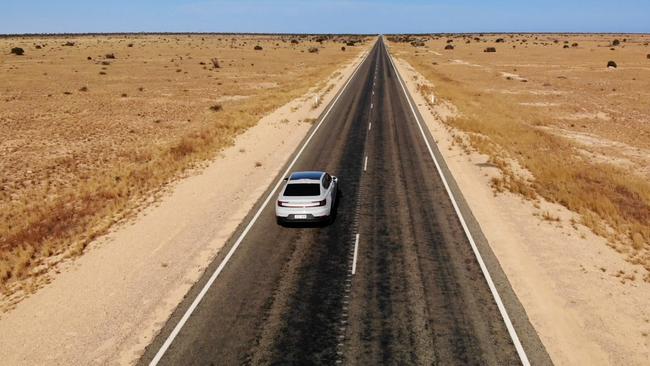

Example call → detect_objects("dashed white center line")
370 103 373 109
352 234 360 275
364 156 368 171
368 122 372 131
146 43 374 366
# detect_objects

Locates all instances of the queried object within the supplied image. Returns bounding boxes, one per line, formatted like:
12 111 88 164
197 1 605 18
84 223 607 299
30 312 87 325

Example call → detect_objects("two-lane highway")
139 38 551 365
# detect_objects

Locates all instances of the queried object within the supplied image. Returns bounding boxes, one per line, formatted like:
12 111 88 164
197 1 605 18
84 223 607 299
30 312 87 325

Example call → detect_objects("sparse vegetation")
254 45 263 51
484 47 496 53
10 47 24 55
390 33 650 278
607 60 617 68
308 47 319 53
542 211 561 222
0 34 367 295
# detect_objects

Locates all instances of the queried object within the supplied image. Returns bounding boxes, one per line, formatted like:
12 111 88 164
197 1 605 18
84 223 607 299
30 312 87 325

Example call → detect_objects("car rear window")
283 183 321 196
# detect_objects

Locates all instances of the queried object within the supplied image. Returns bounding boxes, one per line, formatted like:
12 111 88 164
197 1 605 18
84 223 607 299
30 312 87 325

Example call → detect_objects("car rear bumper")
277 213 330 224
275 206 331 222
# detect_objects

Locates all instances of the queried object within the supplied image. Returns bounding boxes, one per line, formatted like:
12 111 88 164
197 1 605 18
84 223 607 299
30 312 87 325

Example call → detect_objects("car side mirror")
333 177 338 182
283 177 288 181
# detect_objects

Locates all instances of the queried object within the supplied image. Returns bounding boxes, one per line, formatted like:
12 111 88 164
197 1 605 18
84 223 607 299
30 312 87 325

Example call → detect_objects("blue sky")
2 0 649 34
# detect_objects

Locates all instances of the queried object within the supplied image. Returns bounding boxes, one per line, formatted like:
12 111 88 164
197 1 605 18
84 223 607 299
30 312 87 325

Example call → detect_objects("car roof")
289 171 324 181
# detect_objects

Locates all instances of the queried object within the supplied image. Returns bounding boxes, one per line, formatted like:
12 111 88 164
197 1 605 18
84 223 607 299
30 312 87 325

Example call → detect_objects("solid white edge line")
385 45 531 366
352 234 360 275
148 47 374 366
364 156 368 172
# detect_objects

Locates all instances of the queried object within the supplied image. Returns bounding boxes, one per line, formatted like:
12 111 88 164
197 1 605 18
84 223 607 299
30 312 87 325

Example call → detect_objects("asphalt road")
140 39 552 366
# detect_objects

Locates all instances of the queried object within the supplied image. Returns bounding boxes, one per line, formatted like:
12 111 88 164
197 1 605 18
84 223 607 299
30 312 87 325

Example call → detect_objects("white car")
276 171 338 225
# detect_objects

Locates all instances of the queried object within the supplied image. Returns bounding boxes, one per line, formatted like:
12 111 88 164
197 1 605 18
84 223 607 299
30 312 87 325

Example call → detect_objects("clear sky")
2 0 649 34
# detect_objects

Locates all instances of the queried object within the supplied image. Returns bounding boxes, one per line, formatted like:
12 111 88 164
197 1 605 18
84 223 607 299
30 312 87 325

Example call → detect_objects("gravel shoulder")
0 50 367 366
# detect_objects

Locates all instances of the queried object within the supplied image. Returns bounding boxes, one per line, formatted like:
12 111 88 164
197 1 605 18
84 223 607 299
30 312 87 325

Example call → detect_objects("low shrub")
607 60 617 68
484 47 496 53
10 47 24 55
308 47 319 53
254 45 263 50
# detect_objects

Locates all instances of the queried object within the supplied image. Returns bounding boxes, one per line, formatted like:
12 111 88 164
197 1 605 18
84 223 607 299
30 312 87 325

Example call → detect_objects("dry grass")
0 34 369 291
390 33 650 278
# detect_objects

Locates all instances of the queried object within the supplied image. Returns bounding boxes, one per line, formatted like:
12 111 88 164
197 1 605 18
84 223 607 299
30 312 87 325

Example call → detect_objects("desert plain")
389 33 650 364
0 34 367 298
389 33 650 277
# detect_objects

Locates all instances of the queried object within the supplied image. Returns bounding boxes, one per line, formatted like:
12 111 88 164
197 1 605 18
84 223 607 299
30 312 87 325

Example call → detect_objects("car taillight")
278 200 287 207
315 199 326 207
